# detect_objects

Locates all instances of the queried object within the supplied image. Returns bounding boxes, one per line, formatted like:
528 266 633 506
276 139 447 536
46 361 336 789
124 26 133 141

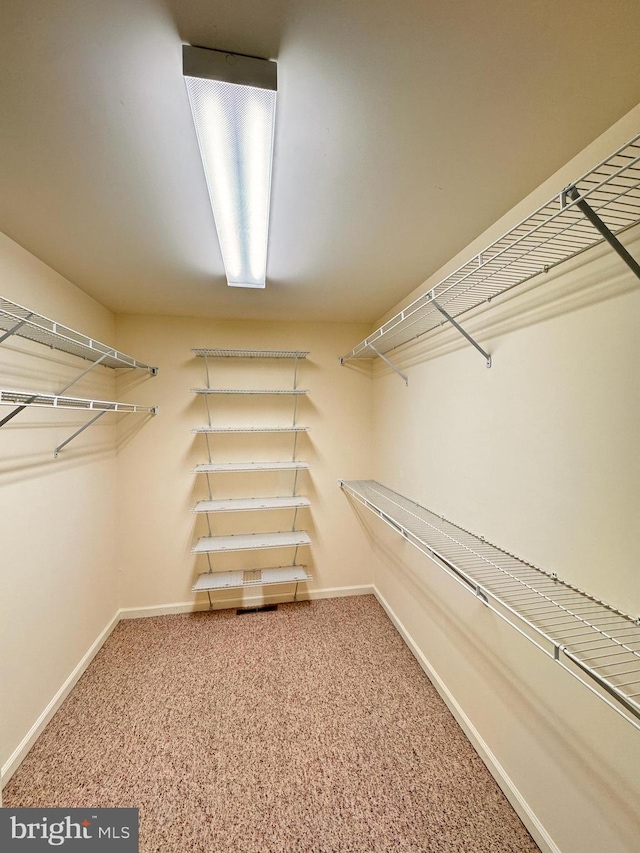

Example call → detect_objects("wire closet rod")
340 479 640 732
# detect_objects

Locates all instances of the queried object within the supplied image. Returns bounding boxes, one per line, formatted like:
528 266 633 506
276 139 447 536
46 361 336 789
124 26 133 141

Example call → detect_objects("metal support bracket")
432 300 492 367
564 185 640 281
368 344 409 385
57 351 112 395
0 314 34 345
54 410 109 458
0 396 37 427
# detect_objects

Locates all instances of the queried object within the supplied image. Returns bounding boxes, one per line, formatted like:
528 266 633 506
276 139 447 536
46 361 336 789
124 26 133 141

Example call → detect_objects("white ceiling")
1 0 640 323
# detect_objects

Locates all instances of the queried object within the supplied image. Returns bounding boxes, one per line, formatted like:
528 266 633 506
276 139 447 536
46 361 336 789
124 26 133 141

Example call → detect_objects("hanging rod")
0 295 157 372
340 132 640 371
340 479 640 732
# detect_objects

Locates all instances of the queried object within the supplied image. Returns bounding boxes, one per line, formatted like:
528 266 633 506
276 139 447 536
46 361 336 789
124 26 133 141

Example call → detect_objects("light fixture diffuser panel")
183 47 277 289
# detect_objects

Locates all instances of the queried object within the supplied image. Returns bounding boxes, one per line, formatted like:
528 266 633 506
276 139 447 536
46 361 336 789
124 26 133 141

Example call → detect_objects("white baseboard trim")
1 610 121 790
119 584 374 619
373 585 559 853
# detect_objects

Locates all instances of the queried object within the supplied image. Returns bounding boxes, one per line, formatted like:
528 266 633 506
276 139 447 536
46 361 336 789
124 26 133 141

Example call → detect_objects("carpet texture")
4 596 539 852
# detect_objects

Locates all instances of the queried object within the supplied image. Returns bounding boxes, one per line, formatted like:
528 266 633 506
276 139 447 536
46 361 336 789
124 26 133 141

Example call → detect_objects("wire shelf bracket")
340 478 640 733
432 300 492 368
369 344 409 384
563 185 640 281
340 132 640 370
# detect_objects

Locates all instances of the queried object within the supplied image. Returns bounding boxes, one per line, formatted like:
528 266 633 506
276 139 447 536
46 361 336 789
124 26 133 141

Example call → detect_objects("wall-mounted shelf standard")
340 479 640 731
191 348 312 606
0 295 158 454
340 132 640 376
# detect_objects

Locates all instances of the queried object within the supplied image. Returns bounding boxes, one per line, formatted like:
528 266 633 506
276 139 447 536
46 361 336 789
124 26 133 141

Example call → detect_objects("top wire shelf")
341 132 640 362
0 296 157 372
340 479 640 731
193 348 309 359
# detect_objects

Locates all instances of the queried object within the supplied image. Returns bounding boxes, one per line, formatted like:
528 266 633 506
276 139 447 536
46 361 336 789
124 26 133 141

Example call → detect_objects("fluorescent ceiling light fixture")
183 45 277 289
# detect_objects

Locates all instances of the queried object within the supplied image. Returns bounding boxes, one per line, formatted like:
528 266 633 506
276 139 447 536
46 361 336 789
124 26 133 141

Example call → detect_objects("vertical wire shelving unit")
190 349 312 607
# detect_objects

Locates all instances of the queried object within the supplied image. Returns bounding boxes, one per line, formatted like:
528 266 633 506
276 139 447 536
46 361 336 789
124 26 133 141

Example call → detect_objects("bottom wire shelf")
340 478 640 731
192 566 312 592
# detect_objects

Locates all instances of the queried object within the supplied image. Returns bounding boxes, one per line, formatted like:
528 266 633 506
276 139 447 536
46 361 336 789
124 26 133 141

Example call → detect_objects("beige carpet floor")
4 596 539 852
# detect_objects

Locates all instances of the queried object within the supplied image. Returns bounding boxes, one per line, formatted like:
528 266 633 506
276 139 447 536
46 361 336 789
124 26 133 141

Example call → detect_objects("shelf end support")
0 314 34 346
368 344 408 385
432 300 492 368
565 185 640 281
54 410 108 458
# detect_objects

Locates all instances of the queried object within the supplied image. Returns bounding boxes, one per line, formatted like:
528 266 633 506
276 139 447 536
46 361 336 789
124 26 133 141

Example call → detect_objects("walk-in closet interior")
1 2 640 851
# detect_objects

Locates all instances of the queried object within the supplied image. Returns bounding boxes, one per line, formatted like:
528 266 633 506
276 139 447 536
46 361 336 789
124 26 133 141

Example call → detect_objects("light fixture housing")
183 45 277 289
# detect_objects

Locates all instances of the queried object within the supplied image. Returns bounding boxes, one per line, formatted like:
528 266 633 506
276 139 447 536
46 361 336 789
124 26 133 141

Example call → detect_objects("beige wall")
1 278 376 778
0 234 120 776
3 97 640 851
366 106 640 851
114 315 375 612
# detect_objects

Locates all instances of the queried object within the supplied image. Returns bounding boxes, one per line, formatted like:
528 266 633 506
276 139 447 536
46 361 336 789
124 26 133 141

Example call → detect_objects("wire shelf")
193 530 311 554
341 133 640 363
340 479 640 731
192 388 308 395
192 565 312 591
192 425 309 433
0 389 157 414
193 348 309 359
0 295 157 372
193 496 310 513
193 460 309 474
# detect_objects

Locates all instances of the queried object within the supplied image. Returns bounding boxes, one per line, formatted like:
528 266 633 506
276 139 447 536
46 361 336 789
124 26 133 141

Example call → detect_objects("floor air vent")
236 604 278 615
